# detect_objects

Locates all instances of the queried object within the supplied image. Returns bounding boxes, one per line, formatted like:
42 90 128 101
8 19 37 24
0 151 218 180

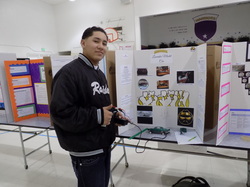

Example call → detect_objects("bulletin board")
116 44 207 142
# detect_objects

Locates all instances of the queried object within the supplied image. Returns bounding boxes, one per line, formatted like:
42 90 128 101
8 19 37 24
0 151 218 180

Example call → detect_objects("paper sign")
151 53 173 64
221 82 230 97
218 122 228 139
14 87 34 106
219 104 229 120
10 64 29 75
12 75 32 88
17 104 36 117
223 45 232 53
222 63 231 74
120 64 132 85
34 83 48 105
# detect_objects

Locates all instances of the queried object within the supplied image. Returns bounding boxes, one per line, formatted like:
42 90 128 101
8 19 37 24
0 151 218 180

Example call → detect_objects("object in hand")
109 107 129 126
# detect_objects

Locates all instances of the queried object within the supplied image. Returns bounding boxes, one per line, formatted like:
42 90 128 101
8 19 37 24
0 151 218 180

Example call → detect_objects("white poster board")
50 55 107 77
0 53 17 123
216 42 232 144
116 44 207 142
50 55 75 77
115 50 136 134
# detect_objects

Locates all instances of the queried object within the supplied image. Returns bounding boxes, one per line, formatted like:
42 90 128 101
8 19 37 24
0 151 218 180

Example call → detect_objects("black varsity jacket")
50 54 116 152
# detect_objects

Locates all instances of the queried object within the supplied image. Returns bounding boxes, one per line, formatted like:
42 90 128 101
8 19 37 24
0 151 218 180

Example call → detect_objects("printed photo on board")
138 79 149 90
177 108 194 127
238 71 245 78
232 65 245 72
137 68 148 76
242 78 248 84
156 66 170 76
137 105 153 124
177 71 194 84
245 83 250 89
157 80 169 89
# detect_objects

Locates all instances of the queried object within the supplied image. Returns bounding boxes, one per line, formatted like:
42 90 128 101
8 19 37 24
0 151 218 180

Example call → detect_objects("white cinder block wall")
0 0 248 57
0 0 58 58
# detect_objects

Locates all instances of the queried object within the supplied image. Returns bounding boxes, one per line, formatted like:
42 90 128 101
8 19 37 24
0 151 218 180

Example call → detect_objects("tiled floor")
0 127 248 187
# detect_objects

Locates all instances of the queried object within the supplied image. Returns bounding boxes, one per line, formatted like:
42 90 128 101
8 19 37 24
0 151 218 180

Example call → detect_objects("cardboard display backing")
205 45 222 129
43 55 74 126
43 56 52 111
105 51 117 107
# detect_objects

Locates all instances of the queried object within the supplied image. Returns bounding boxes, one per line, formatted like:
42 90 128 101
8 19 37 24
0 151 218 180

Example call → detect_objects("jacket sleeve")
50 67 100 133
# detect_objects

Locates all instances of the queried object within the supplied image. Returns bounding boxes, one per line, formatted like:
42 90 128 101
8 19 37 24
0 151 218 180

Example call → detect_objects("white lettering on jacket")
91 82 110 95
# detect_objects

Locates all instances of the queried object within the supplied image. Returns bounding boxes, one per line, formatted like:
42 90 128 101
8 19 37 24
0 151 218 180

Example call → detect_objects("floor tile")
0 129 249 187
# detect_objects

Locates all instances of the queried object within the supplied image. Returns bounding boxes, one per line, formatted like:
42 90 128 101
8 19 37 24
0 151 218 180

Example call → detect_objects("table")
114 127 250 187
0 117 53 169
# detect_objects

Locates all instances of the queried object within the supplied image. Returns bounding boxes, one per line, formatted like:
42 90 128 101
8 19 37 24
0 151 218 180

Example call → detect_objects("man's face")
81 31 108 65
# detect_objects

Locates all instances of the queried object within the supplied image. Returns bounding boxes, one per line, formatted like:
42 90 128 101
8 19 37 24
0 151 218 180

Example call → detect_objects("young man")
50 26 123 187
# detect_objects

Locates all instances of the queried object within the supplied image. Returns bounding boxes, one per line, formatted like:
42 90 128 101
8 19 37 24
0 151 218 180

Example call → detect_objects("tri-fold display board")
116 44 207 143
4 59 49 122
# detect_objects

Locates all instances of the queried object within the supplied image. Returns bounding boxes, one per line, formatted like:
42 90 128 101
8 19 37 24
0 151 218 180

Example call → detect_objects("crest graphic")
193 14 219 42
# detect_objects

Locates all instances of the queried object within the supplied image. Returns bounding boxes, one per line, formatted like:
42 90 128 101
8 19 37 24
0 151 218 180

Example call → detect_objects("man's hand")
102 105 113 126
114 111 130 126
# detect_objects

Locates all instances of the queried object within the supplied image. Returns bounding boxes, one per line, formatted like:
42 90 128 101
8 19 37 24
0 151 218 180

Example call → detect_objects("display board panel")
4 60 37 121
116 44 207 143
30 59 49 117
216 42 250 144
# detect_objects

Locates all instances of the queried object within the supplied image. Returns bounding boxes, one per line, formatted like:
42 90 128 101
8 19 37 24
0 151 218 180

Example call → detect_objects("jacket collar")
78 53 99 70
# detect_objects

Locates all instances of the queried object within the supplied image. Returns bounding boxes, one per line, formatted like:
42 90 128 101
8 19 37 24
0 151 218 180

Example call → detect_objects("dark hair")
81 26 108 40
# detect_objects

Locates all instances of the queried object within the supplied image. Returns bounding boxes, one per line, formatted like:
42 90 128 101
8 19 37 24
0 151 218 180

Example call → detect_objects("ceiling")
40 0 69 5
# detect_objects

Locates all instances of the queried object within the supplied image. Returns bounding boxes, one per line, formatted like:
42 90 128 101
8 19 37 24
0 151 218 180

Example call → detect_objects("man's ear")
80 39 85 47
